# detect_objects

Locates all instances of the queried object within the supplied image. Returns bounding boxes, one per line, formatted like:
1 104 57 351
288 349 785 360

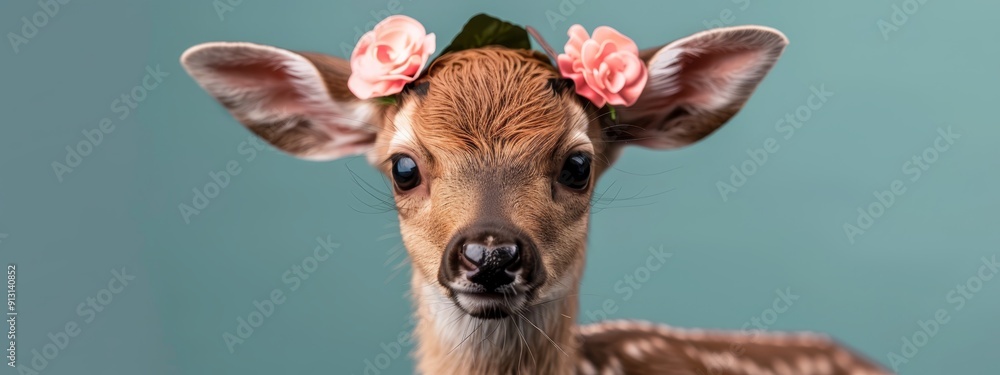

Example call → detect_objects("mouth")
450 289 530 319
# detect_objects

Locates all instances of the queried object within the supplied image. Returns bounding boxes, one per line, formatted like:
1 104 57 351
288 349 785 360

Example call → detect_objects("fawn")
181 23 891 375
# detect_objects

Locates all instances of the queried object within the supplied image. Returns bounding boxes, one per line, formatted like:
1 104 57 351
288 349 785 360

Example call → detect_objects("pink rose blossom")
348 15 436 99
557 25 648 107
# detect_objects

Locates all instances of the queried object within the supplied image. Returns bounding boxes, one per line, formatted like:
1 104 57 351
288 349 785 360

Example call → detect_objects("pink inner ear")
206 62 313 114
680 49 765 109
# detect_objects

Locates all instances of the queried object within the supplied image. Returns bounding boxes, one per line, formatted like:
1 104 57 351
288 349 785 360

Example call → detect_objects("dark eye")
391 155 421 191
557 153 591 190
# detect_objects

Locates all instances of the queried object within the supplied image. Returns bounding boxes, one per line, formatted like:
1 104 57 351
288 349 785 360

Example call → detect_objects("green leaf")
375 95 397 105
440 14 531 56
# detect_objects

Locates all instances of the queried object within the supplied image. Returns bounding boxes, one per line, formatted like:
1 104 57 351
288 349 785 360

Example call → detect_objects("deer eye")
391 154 421 191
557 153 591 190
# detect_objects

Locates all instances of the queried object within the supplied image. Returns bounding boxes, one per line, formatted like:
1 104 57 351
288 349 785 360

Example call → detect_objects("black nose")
462 241 518 273
440 222 541 293
461 241 519 288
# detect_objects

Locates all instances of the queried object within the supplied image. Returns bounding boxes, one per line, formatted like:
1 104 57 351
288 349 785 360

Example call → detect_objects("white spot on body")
577 359 597 375
623 341 643 359
602 356 624 375
773 359 793 375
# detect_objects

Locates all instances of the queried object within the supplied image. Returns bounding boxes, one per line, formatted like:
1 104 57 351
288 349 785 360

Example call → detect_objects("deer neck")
410 272 581 375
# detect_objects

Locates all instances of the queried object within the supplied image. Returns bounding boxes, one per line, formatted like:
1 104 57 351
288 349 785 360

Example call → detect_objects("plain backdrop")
1 1 998 374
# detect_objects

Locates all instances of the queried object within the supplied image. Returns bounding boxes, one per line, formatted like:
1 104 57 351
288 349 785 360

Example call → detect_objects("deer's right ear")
181 42 381 161
613 26 788 150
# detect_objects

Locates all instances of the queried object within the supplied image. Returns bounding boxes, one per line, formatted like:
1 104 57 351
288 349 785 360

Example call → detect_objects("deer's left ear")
613 26 788 149
181 42 382 161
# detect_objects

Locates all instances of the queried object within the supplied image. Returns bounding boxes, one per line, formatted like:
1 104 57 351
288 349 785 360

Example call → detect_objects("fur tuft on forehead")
409 47 584 160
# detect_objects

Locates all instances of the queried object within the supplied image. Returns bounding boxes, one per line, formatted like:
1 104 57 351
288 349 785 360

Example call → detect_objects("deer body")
182 22 892 374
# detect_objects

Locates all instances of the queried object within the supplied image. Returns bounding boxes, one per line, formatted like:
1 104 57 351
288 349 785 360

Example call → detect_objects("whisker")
345 164 396 214
514 317 536 367
529 294 575 308
517 312 569 357
481 319 503 348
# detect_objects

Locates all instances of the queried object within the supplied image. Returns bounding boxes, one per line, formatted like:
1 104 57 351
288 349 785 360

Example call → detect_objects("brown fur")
411 48 574 158
371 48 607 291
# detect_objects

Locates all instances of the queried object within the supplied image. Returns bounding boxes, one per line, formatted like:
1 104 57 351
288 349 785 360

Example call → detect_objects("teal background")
1 0 997 374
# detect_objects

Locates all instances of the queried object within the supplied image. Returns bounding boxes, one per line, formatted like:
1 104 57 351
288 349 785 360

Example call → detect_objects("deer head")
180 22 821 375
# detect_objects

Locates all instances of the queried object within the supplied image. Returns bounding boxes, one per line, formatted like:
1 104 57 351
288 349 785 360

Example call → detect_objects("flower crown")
347 13 647 110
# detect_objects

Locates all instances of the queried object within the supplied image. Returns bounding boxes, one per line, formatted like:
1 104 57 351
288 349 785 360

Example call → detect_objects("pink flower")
557 25 648 107
348 15 436 99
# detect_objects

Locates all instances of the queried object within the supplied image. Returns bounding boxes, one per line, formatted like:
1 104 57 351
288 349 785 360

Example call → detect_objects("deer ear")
613 26 788 149
181 42 381 161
